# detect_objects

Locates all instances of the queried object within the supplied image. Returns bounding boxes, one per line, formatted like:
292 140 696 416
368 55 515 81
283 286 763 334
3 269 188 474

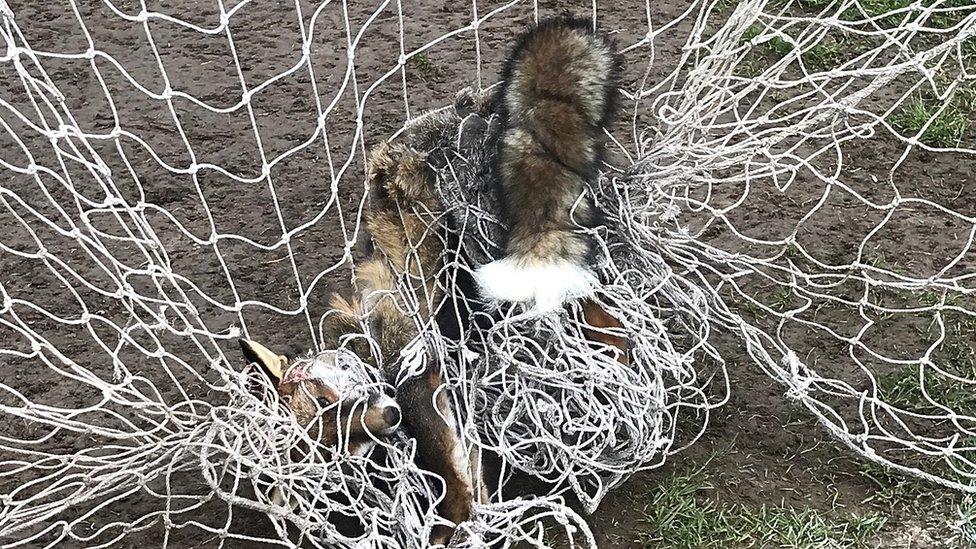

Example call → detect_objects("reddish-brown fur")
581 299 629 366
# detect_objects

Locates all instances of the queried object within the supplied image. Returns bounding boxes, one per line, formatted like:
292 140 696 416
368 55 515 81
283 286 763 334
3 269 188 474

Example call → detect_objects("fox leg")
397 370 476 546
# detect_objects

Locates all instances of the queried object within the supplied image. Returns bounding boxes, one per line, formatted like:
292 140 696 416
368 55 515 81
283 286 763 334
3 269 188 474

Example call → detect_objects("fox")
239 16 626 547
474 17 623 316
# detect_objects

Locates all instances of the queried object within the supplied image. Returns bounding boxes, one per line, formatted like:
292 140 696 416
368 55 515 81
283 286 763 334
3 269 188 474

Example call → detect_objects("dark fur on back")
493 17 622 265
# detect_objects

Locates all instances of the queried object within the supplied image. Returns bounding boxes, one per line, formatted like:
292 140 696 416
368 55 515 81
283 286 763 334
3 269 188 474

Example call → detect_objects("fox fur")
243 18 627 546
475 17 622 314
322 142 486 547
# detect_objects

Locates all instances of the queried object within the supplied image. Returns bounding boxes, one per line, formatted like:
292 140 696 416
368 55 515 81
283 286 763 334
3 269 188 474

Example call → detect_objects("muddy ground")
0 0 973 547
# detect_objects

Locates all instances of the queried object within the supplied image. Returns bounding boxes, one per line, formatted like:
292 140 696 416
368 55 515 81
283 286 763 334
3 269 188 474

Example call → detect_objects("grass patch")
928 0 975 29
712 0 735 14
832 0 974 30
891 95 970 147
858 460 942 507
957 83 976 111
862 252 907 275
802 37 846 70
879 367 976 414
735 25 792 78
739 22 849 71
796 0 836 8
766 35 794 57
770 286 794 311
845 451 976 546
741 23 763 43
406 52 438 81
740 24 791 55
955 496 976 544
841 0 914 28
636 464 886 548
964 38 976 65
876 295 976 415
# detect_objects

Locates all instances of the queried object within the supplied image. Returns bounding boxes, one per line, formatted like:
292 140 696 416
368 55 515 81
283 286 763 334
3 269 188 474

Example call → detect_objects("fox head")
239 339 401 453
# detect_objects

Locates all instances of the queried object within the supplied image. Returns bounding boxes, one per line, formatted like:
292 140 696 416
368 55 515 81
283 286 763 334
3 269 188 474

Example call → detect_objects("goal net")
0 0 974 547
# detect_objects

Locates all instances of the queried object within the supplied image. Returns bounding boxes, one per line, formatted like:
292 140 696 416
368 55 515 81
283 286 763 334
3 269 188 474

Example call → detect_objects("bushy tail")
475 17 621 314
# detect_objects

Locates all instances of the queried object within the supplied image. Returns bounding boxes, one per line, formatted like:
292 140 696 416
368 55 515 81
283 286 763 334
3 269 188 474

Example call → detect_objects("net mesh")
0 0 975 547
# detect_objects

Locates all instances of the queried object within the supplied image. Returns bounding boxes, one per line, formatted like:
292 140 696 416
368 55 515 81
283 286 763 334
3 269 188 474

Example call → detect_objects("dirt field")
1 0 974 547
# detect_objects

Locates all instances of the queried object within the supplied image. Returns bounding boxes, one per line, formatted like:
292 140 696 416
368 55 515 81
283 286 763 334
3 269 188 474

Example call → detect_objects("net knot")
782 351 813 400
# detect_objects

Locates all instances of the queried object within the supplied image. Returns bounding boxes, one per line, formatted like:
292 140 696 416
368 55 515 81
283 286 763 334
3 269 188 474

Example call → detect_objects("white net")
0 0 975 547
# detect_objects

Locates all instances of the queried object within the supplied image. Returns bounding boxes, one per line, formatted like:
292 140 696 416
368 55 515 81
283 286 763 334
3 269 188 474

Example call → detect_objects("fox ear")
239 339 287 385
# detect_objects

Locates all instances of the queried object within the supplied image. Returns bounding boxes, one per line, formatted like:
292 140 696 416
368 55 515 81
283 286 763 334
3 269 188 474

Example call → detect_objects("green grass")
770 287 794 311
879 367 976 415
741 23 762 43
636 464 887 548
877 347 976 412
845 0 916 26
407 52 438 80
739 22 848 71
731 290 764 318
857 0 912 15
767 35 795 57
956 497 976 544
862 252 907 275
876 291 976 414
919 298 976 375
713 0 735 14
797 0 837 8
928 0 975 29
857 460 944 508
840 0 975 29
964 38 976 64
853 460 976 546
802 37 846 70
957 84 976 111
891 95 970 147
739 24 792 55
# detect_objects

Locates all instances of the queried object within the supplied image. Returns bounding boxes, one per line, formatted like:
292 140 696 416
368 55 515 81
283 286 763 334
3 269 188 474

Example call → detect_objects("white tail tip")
474 256 598 314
